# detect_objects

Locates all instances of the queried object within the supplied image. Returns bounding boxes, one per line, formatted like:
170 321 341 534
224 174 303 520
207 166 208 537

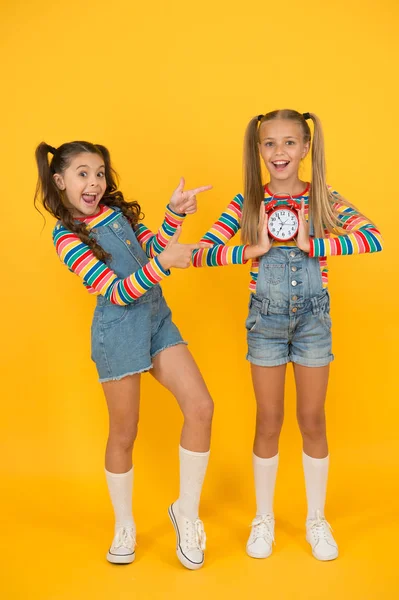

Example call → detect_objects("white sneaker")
306 511 338 561
246 514 275 558
106 525 136 564
168 501 206 570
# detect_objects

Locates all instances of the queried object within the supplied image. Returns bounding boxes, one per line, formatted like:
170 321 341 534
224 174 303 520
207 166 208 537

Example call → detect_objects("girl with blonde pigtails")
193 109 383 561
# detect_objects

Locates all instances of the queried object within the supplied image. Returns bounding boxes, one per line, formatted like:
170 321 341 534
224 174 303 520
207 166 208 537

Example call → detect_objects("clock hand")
276 223 284 235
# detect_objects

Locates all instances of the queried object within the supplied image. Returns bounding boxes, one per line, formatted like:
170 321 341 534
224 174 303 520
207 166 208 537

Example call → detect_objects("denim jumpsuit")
245 245 333 368
90 210 185 382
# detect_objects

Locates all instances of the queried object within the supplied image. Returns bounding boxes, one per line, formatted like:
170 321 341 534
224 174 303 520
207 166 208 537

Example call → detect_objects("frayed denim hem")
99 364 153 383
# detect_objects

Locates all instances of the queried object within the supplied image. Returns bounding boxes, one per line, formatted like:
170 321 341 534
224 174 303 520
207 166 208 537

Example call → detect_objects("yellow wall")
1 0 398 598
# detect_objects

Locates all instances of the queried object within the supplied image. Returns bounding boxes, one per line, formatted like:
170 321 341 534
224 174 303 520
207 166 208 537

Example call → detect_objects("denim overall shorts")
90 210 186 382
245 246 333 368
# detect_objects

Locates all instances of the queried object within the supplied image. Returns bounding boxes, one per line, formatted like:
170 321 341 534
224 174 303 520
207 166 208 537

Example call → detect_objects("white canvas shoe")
106 525 136 564
168 501 206 570
246 514 275 559
306 511 338 561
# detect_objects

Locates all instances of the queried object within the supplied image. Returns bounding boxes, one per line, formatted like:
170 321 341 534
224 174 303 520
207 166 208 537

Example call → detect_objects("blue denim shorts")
91 287 186 382
246 289 334 368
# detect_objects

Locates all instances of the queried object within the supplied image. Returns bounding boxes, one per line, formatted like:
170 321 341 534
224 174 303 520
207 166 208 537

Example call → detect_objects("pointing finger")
188 243 206 250
186 185 212 195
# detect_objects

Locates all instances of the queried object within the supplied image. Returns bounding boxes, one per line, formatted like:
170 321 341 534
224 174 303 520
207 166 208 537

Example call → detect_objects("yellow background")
1 0 398 598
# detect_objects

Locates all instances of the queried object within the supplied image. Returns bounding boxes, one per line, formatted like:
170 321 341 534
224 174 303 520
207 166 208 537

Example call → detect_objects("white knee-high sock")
105 467 135 532
178 445 210 521
302 452 329 521
253 453 279 517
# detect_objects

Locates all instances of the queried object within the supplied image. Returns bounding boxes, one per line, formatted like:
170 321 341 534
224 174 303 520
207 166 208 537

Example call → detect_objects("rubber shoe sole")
246 544 272 559
106 549 135 564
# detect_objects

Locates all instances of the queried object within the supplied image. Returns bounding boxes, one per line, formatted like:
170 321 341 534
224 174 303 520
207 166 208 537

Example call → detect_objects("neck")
267 177 308 196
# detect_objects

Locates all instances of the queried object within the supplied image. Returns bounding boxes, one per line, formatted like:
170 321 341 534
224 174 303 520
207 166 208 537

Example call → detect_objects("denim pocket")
245 309 260 333
101 304 129 327
263 264 286 285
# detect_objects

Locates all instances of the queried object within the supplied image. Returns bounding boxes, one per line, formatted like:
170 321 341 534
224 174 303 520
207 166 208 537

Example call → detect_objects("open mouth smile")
81 192 98 206
271 160 290 171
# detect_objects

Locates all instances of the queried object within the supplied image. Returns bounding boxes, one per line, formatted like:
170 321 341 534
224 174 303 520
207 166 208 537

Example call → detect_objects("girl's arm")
53 226 170 306
192 194 249 267
135 205 186 258
309 194 383 258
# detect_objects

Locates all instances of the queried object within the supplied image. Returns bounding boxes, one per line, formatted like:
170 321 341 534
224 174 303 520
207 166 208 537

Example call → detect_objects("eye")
79 171 87 177
97 172 105 178
286 140 295 145
265 142 273 147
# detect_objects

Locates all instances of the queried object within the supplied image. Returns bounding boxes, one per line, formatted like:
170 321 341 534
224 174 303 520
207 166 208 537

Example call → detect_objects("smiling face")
258 119 310 189
53 152 107 217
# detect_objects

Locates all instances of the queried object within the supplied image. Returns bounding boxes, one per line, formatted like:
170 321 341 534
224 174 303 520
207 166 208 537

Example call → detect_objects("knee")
108 421 139 452
297 410 326 440
185 397 214 426
256 409 284 440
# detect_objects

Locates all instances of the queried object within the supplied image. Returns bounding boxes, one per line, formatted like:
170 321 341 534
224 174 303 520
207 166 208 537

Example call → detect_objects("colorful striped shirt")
53 204 185 305
192 184 383 291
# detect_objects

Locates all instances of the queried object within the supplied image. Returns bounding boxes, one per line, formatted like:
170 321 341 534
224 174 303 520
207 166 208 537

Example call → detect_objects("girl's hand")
169 178 212 215
244 202 272 260
158 227 211 270
296 200 310 253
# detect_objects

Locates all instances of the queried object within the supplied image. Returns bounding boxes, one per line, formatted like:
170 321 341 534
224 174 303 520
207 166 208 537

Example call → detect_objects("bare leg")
251 363 287 458
102 374 141 473
294 364 329 458
151 345 213 451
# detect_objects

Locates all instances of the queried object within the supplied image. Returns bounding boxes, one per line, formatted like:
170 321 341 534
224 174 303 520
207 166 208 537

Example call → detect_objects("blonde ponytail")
242 116 266 244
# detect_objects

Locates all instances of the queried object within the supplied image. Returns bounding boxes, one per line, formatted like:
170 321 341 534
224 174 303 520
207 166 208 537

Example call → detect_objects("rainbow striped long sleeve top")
53 204 185 305
192 184 383 291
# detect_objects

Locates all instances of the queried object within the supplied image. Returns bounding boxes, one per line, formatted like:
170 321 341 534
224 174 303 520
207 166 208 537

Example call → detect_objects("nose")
275 142 285 155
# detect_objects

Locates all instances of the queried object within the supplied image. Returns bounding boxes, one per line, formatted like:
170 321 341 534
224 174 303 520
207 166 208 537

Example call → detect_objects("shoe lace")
185 518 206 551
114 526 136 549
250 514 275 545
309 510 333 541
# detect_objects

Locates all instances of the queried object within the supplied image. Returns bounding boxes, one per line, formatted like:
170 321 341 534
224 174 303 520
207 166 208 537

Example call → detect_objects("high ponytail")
34 142 59 219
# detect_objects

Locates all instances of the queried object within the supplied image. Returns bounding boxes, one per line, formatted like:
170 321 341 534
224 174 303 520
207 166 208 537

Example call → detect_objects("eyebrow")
261 136 298 141
76 164 105 170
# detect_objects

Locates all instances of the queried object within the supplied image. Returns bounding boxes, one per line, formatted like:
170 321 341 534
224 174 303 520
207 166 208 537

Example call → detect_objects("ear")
53 173 65 191
301 141 310 159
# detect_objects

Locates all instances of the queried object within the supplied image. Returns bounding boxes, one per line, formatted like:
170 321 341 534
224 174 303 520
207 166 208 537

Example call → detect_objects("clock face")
268 208 299 241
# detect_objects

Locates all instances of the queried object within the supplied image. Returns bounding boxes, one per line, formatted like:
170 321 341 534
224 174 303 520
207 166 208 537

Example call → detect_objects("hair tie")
302 112 311 121
48 145 57 155
257 114 264 122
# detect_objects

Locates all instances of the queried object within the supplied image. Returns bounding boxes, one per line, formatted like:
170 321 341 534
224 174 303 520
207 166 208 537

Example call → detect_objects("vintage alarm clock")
265 193 302 241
